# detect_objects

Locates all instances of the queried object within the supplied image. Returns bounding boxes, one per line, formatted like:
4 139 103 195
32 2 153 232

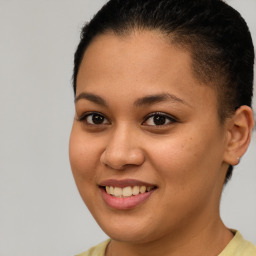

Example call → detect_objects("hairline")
75 27 230 124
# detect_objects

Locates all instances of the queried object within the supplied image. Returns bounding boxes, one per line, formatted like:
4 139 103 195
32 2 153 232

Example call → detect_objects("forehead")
79 30 191 76
77 30 218 112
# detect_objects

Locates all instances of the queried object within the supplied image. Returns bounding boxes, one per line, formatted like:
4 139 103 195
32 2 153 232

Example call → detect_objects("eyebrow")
75 92 189 108
134 93 188 107
75 92 108 106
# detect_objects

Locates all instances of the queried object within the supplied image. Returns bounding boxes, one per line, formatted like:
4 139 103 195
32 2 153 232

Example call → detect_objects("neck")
106 218 233 256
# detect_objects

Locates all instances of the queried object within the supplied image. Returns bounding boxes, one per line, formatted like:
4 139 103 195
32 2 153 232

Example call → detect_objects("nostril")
100 136 145 170
101 160 126 170
99 149 128 170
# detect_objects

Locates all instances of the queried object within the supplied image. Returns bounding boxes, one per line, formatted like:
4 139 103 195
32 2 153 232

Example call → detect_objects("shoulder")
76 239 110 256
219 230 256 256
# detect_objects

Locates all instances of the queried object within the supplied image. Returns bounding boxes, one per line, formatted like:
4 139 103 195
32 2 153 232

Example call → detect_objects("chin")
104 227 156 244
94 212 163 244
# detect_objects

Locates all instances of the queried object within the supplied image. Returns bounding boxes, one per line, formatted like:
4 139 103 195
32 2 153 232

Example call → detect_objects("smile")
105 185 155 198
99 180 157 209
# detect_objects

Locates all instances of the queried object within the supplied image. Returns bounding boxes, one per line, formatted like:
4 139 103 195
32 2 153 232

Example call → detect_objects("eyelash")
77 112 110 125
77 112 177 127
143 112 177 126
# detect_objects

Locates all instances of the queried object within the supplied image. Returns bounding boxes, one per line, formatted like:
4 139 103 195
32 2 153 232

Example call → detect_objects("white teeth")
123 186 133 197
114 187 122 197
105 185 155 197
132 186 140 195
140 186 146 193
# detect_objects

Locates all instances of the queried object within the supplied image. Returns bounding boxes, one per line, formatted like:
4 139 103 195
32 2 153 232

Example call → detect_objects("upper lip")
99 179 157 188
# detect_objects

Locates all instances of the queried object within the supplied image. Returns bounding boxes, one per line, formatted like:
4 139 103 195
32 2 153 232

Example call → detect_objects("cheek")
145 135 223 224
69 128 104 210
147 130 223 190
69 127 100 184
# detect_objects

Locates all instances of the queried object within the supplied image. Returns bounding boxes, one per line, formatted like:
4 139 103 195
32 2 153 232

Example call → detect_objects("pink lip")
100 188 155 210
99 179 157 210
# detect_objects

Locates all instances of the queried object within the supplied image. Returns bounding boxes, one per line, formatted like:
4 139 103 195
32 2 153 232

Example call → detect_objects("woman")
69 0 256 255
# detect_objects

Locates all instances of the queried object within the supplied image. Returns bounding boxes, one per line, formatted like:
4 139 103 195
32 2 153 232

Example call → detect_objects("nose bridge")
100 123 144 169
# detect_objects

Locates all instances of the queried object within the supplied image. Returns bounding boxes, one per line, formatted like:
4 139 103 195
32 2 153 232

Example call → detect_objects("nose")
100 126 145 170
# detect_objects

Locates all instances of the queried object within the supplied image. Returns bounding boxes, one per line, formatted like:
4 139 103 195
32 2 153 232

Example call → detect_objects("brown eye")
152 115 167 125
79 112 109 125
89 114 105 124
143 113 176 126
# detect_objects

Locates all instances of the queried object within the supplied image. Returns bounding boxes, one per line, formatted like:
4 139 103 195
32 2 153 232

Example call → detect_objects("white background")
0 0 255 255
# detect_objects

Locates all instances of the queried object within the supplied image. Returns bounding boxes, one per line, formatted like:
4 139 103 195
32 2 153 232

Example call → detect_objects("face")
69 31 229 244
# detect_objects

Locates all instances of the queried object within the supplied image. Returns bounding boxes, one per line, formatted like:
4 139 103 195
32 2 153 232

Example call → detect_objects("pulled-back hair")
73 0 254 183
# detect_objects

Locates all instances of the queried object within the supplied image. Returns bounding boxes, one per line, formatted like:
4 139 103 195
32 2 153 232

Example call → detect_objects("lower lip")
100 188 155 210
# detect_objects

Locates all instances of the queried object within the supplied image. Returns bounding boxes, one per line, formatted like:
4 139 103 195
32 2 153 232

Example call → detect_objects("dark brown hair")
72 0 254 183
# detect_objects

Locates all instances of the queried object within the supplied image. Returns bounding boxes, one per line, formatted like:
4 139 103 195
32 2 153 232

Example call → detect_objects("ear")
223 105 254 166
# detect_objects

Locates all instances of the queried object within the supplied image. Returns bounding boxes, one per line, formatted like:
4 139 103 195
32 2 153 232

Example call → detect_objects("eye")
78 112 109 125
143 112 176 126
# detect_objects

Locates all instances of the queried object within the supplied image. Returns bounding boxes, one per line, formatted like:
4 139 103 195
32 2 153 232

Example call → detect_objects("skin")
69 30 253 256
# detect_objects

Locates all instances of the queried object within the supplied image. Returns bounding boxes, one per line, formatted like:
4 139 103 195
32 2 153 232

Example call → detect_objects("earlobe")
223 105 254 166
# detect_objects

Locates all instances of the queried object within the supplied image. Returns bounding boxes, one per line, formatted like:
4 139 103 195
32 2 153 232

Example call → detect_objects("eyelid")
76 111 177 127
142 112 178 126
77 111 110 124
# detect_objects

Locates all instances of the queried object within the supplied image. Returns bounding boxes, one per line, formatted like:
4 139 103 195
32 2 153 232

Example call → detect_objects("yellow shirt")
77 239 110 256
76 231 256 256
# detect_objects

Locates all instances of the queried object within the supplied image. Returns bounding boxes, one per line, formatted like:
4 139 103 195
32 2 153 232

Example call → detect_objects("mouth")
102 185 156 198
99 179 157 210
